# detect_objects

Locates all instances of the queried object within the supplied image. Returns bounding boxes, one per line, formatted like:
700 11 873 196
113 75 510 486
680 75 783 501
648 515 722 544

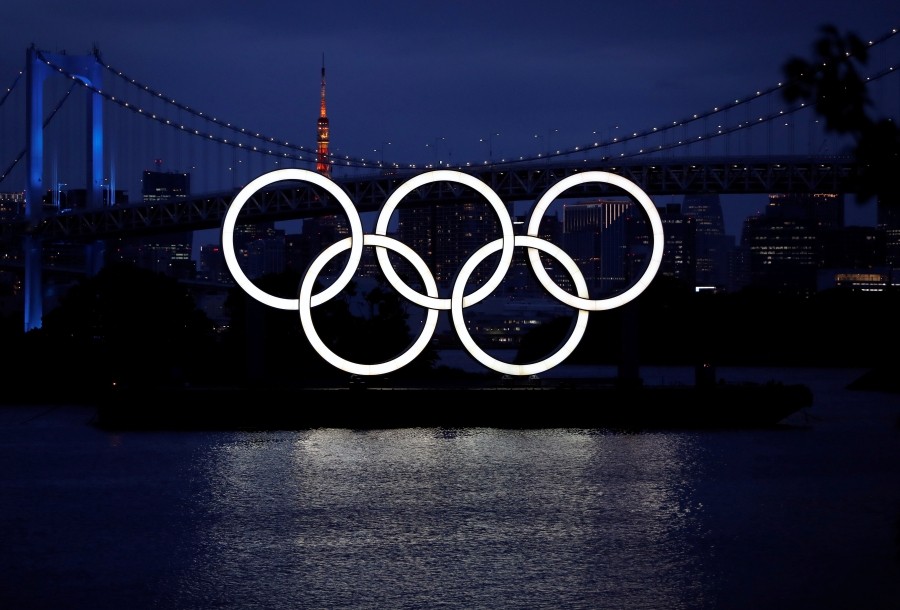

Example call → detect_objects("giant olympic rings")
222 168 664 376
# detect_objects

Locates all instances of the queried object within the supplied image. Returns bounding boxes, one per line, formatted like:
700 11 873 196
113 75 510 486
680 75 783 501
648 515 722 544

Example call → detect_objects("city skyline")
0 1 895 332
1 2 895 250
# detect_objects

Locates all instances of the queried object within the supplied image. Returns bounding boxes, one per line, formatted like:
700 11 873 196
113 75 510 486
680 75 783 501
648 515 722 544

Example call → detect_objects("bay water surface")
1 366 898 609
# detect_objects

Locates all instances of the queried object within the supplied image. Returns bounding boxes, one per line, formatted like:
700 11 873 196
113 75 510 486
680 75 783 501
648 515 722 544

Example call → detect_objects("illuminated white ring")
525 171 664 311
299 233 440 376
451 235 590 376
373 169 515 310
222 168 364 310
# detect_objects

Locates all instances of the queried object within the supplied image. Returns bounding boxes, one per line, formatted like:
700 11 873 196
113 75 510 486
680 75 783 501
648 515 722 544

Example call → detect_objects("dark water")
1 368 898 610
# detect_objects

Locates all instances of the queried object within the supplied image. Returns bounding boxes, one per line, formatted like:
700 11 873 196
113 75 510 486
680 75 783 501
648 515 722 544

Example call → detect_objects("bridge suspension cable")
0 68 22 108
8 24 899 190
93 54 422 172
0 79 76 184
524 26 900 167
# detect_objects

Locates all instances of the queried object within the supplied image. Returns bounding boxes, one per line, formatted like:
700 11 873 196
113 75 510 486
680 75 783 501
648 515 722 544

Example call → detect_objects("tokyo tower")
316 54 331 177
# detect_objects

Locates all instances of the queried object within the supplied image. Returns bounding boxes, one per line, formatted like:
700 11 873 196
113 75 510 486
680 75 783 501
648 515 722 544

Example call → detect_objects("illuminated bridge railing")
2 155 860 243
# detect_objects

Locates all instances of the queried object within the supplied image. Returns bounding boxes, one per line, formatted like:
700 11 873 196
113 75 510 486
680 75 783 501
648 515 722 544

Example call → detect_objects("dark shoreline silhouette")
87 376 814 432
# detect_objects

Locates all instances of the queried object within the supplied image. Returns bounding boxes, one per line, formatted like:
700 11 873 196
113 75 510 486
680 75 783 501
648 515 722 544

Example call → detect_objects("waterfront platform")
91 377 814 432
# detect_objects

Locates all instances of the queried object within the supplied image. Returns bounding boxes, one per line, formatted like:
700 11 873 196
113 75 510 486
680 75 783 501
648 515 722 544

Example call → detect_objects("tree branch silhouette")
782 24 900 204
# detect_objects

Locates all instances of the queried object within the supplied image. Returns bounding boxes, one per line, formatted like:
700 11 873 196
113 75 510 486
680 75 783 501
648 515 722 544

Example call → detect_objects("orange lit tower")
316 54 331 177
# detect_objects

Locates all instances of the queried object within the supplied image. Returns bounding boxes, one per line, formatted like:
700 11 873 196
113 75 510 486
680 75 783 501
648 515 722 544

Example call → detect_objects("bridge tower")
316 54 331 177
24 46 105 331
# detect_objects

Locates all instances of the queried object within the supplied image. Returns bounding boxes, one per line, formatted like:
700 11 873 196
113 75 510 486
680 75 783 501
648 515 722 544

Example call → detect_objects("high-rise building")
0 192 25 268
877 195 900 273
396 200 504 291
198 244 230 284
562 199 634 297
245 230 286 279
0 191 25 219
502 212 562 298
141 164 190 203
141 168 194 278
681 193 732 290
768 192 844 229
299 215 353 279
657 203 696 286
815 225 889 291
107 164 195 279
741 192 845 294
227 221 286 280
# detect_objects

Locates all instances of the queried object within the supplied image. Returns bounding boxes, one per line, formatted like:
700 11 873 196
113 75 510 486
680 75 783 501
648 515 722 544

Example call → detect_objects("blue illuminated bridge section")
9 154 859 242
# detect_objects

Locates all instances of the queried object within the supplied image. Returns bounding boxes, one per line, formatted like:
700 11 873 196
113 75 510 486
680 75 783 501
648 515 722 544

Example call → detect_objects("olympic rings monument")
100 178 818 431
222 168 664 383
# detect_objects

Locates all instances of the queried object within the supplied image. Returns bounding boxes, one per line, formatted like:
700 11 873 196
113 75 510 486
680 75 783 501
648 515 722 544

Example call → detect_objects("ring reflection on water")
181 429 708 609
1 368 898 610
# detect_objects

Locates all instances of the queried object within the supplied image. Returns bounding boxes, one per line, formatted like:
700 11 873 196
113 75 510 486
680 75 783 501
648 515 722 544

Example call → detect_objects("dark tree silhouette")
782 24 900 204
19 262 219 396
221 269 342 385
780 25 900 392
222 270 439 386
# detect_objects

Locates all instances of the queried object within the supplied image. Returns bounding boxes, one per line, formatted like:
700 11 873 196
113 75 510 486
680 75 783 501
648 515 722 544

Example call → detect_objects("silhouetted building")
681 193 732 290
814 224 890 291
820 225 886 269
198 244 231 284
816 268 892 292
246 229 286 279
141 167 189 203
298 215 357 279
221 220 289 280
500 212 563 298
0 269 21 316
0 192 24 219
0 193 26 269
563 199 633 296
742 192 845 294
41 187 128 212
657 203 696 286
107 165 194 279
768 192 844 228
727 242 751 292
396 200 504 291
877 196 900 272
36 186 127 276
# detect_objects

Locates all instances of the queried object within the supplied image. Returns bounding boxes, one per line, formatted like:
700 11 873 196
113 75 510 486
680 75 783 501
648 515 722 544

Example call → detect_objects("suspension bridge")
0 27 898 331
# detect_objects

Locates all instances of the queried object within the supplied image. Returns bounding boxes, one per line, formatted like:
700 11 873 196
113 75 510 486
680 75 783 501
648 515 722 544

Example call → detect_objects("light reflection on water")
175 429 708 609
1 368 898 610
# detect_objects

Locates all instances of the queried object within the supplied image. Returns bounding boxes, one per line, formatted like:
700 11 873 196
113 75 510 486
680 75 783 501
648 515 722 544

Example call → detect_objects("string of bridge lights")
0 69 25 183
0 79 76 184
0 69 22 107
17 25 900 178
33 49 328 171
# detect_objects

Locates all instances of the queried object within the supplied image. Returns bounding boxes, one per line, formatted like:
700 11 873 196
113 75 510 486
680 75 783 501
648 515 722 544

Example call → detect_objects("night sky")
1 1 898 236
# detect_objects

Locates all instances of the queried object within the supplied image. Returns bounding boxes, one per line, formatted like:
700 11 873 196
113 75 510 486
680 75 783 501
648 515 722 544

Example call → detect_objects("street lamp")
379 141 392 165
479 132 500 164
426 137 446 167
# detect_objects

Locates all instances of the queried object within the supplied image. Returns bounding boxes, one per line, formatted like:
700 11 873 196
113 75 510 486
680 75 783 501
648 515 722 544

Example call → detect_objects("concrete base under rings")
91 381 814 432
